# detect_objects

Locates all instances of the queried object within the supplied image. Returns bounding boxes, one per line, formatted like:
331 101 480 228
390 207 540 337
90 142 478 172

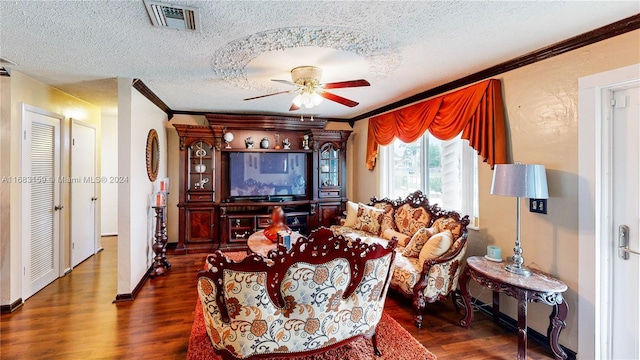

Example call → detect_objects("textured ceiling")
0 1 638 119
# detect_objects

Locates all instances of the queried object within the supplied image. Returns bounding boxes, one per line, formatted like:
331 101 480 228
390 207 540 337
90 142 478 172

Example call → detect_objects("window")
380 132 479 228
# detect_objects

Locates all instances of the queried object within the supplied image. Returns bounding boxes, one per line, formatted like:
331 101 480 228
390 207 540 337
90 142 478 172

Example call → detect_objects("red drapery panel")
366 79 507 170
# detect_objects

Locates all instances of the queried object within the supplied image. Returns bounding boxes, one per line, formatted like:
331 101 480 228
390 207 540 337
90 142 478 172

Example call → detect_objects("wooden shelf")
173 120 351 253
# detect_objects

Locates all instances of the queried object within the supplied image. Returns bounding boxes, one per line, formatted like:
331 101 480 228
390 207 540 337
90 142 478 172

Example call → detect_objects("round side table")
459 256 569 360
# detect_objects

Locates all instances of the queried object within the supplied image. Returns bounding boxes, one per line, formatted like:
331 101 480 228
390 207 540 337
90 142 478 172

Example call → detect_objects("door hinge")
72 138 75 146
611 99 616 106
24 130 26 140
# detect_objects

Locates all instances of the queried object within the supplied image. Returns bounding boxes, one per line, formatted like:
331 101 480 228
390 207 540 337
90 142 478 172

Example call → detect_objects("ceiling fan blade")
243 90 290 101
289 103 300 111
320 91 359 107
272 79 297 87
321 79 370 89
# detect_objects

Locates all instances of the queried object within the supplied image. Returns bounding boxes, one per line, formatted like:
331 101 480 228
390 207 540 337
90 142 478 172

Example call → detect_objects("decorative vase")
263 206 291 242
260 137 270 149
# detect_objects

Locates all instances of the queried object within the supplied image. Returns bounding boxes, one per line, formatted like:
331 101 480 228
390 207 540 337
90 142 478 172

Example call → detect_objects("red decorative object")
263 206 291 242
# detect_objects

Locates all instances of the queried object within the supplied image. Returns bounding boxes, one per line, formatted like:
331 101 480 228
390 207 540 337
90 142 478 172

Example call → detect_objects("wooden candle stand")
151 206 170 277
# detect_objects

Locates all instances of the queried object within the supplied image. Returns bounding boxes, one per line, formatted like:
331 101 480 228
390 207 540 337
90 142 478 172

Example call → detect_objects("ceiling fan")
243 66 370 111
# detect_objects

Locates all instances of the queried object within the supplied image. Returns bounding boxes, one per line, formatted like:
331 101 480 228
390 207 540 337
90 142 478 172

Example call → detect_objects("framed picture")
260 153 288 174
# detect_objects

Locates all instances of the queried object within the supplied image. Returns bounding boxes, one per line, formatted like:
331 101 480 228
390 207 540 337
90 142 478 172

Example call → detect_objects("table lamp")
491 163 548 276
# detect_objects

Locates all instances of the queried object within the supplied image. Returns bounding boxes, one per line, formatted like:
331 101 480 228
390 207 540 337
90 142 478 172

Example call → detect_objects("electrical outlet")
529 199 547 214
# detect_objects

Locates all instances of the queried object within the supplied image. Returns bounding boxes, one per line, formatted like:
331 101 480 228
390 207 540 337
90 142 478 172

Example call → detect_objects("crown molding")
132 78 173 120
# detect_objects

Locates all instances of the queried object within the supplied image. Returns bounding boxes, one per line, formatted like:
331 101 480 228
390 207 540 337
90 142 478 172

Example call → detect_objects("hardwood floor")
1 237 556 359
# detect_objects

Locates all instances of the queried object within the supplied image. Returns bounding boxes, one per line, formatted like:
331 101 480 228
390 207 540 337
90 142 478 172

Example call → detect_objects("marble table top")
467 256 568 293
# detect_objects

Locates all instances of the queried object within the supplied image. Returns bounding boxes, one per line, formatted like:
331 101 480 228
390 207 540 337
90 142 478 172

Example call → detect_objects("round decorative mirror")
146 129 160 181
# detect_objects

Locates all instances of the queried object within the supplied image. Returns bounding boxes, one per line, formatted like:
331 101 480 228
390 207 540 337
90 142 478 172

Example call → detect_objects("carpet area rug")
188 250 436 359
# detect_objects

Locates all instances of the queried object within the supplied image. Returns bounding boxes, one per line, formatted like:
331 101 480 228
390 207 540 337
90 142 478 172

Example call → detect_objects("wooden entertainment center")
173 114 351 254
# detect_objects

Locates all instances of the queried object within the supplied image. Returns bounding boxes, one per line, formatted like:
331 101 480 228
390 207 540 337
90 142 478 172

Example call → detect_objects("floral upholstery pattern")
332 190 470 328
402 227 437 257
394 204 431 237
374 202 396 234
433 217 463 239
391 238 466 300
354 203 385 235
329 225 370 238
197 229 397 359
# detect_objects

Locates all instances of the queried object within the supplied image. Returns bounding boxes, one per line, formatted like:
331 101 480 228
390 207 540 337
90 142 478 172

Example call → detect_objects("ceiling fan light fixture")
311 92 323 106
291 66 322 84
300 92 314 108
292 94 302 107
246 65 369 111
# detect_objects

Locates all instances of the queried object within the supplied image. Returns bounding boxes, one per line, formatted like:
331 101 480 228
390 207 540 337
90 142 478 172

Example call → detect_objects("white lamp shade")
292 94 302 107
311 92 323 106
491 163 549 199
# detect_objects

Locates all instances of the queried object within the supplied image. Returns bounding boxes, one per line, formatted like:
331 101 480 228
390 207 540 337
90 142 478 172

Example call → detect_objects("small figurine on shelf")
274 133 281 150
223 132 234 149
260 137 270 149
282 137 291 149
245 136 254 149
302 134 310 150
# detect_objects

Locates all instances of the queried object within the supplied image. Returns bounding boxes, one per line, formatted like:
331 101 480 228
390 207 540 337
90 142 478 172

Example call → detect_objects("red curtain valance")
366 79 507 170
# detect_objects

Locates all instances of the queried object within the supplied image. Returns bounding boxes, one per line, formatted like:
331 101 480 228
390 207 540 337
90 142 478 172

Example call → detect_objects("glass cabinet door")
319 144 339 188
188 140 214 192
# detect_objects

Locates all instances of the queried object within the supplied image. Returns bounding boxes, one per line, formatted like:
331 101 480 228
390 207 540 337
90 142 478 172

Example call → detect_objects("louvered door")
21 105 62 300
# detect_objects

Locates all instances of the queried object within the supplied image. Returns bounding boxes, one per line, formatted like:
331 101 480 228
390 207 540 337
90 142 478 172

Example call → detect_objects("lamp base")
505 264 531 277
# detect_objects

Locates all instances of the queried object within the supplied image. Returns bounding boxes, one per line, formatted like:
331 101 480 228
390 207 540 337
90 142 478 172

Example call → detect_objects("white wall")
0 76 12 305
101 113 118 236
348 119 380 203
117 78 167 295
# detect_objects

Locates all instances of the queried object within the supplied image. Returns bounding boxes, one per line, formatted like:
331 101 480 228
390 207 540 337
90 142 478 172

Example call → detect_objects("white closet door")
21 105 62 300
71 120 97 267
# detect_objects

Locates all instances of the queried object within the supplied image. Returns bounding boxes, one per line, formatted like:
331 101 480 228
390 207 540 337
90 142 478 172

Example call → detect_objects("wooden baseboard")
468 296 577 360
113 265 153 303
0 298 23 314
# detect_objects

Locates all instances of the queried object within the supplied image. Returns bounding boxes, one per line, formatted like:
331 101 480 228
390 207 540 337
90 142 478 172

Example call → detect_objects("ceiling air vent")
143 1 200 31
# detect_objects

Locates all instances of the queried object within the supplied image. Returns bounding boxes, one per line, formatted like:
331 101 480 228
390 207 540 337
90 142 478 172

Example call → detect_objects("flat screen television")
228 152 307 200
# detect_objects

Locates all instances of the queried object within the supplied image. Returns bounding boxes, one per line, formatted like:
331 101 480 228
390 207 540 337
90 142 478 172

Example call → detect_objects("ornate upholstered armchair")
197 227 397 359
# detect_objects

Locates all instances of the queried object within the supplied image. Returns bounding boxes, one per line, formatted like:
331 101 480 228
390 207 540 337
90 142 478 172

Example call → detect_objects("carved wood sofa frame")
369 190 470 328
197 227 398 359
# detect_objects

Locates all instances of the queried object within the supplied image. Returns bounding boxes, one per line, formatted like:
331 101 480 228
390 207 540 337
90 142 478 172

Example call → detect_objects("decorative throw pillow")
418 230 453 264
394 204 431 237
402 227 437 258
432 217 462 239
343 201 359 227
382 228 411 247
375 203 396 234
354 203 385 235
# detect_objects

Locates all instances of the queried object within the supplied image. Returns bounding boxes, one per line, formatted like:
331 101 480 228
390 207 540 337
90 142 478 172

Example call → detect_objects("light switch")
529 199 547 214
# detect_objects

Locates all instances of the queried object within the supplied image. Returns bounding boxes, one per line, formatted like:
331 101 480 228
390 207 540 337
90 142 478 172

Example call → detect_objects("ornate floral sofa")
331 190 470 328
197 227 398 359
